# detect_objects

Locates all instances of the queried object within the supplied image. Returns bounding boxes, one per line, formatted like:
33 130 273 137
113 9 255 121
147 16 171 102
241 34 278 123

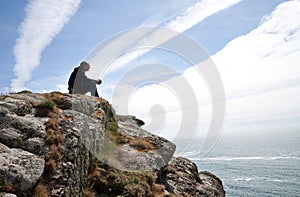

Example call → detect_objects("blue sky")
1 0 299 139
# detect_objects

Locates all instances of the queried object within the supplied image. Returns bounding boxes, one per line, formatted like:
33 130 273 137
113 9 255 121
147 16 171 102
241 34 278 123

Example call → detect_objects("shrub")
35 100 56 117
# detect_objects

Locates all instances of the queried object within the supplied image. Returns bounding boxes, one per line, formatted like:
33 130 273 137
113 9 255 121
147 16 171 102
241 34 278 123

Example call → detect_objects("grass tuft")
34 183 49 197
35 100 56 117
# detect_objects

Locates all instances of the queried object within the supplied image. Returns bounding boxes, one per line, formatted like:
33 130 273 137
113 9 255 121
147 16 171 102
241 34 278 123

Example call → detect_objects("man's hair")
80 61 89 67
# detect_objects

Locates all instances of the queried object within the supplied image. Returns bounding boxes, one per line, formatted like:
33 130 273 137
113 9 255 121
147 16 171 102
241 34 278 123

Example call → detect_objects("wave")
190 156 300 161
234 177 255 182
233 176 290 183
179 151 198 156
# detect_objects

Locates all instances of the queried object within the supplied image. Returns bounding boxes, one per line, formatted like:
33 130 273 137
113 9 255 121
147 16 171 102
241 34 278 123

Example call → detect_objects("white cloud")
11 0 81 91
86 0 242 78
25 74 69 93
213 0 300 98
116 0 300 138
165 0 242 32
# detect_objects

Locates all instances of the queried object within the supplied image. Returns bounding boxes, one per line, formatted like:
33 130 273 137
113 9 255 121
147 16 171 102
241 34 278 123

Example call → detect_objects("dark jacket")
68 66 89 93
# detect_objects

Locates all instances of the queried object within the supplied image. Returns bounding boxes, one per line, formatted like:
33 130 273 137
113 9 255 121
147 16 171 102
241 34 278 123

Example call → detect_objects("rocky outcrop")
160 157 225 196
0 91 225 196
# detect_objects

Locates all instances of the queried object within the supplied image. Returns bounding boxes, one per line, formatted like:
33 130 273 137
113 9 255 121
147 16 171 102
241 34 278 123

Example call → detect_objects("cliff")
0 91 225 197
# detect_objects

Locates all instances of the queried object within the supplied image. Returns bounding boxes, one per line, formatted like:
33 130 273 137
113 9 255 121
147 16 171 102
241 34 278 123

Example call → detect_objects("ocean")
175 130 300 196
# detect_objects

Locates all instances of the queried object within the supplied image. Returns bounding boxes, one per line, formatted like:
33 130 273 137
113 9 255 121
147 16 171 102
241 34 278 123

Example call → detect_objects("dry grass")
82 188 95 197
44 133 64 145
87 161 161 196
88 166 106 181
45 118 60 131
45 148 62 161
56 143 64 152
34 183 49 197
43 108 64 172
45 159 57 170
128 138 157 152
1 182 15 193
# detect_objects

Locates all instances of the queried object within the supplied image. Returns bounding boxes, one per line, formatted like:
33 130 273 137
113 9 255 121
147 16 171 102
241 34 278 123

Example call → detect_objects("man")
68 61 102 97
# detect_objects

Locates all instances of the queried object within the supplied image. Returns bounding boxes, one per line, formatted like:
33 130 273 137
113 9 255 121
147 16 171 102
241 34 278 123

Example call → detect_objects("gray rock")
0 92 225 196
0 143 44 193
0 193 17 197
0 112 47 156
198 171 226 197
161 157 225 197
108 115 176 171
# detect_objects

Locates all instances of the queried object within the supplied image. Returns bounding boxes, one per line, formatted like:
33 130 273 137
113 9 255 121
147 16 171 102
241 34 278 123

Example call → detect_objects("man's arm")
88 78 102 85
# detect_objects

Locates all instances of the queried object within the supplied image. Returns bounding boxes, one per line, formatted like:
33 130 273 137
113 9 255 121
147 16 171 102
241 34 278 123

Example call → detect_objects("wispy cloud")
11 0 81 91
165 0 242 32
213 0 300 98
120 0 300 137
87 0 242 77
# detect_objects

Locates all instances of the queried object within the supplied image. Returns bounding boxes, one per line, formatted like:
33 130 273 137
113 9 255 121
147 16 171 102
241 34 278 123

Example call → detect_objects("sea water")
175 130 300 196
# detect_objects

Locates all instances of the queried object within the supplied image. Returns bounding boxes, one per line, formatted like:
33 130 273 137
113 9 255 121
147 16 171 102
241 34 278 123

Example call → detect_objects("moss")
104 105 127 145
0 176 15 193
35 100 56 117
106 104 116 119
129 177 140 185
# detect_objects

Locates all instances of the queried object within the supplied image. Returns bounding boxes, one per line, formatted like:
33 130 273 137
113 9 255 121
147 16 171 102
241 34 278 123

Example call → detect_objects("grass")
86 161 168 197
45 159 57 171
104 104 127 145
44 133 64 145
34 184 49 197
128 138 157 152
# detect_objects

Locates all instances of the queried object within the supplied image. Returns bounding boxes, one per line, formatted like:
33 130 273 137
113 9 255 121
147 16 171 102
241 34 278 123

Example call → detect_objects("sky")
0 0 299 143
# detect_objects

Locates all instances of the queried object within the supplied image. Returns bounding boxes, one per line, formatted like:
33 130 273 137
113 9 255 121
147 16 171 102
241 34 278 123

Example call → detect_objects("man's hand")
97 79 102 85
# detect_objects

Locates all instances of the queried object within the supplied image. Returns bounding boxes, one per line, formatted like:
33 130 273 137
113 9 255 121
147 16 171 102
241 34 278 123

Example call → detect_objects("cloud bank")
127 0 300 137
212 0 300 131
11 0 81 91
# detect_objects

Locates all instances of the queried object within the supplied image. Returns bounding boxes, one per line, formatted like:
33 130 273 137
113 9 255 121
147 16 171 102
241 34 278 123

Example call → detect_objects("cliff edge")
0 91 225 197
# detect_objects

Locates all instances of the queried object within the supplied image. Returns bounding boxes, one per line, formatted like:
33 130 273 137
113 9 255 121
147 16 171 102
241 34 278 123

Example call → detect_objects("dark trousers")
70 81 99 97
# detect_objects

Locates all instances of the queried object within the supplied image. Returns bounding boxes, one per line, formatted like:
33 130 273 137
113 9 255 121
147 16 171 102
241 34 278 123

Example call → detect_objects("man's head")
80 61 90 71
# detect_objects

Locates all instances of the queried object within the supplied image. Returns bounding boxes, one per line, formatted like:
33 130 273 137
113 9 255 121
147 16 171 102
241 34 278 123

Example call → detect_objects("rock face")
160 157 225 196
0 91 225 196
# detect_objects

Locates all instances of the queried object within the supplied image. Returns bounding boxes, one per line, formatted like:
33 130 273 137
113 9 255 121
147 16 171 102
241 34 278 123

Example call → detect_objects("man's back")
68 66 79 93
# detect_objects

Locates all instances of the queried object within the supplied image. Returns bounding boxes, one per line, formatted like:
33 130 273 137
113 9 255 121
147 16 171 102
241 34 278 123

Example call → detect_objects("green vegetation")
87 161 162 196
35 100 56 117
104 104 126 145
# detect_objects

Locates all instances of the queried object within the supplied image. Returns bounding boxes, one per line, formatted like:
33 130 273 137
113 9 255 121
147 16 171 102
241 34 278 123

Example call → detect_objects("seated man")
68 61 102 97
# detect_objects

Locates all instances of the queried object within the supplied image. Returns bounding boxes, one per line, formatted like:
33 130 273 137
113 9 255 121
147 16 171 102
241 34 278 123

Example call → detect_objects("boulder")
0 143 44 193
160 157 225 196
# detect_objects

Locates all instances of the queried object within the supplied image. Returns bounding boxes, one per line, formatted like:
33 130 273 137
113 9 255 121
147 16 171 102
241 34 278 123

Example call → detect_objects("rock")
160 157 225 197
0 193 17 197
0 92 225 196
0 143 44 194
0 112 48 156
113 115 176 171
198 171 226 197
